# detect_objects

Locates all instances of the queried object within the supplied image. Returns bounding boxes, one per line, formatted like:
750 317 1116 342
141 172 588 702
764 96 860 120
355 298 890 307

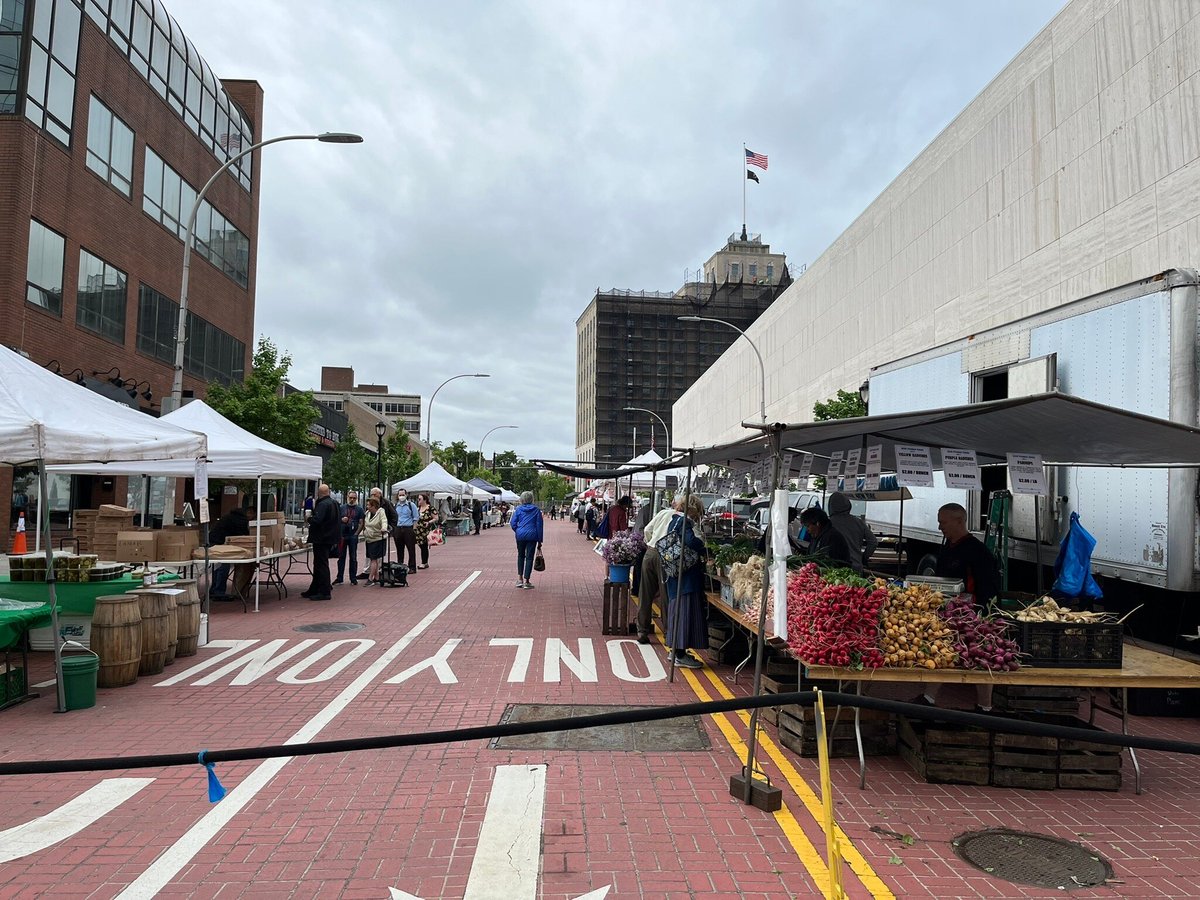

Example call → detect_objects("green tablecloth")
0 602 52 650
0 574 179 617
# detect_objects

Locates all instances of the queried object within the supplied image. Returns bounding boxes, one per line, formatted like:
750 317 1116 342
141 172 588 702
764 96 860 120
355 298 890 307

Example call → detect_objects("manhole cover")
293 622 365 633
953 829 1112 889
490 704 710 751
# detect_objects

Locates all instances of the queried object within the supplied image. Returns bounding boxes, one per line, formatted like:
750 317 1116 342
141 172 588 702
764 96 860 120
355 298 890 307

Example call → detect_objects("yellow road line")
696 665 895 900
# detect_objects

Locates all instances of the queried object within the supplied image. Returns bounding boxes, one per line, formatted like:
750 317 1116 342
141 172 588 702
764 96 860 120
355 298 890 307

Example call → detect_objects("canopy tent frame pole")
1034 493 1043 595
899 491 907 579
39 460 67 712
738 424 783 806
255 476 263 613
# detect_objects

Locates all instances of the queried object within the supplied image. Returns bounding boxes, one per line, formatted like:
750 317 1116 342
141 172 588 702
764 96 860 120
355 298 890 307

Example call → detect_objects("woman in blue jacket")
663 494 708 669
509 491 544 589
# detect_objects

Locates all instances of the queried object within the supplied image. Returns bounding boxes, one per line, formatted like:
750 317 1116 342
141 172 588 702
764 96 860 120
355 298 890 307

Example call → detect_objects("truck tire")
915 554 939 576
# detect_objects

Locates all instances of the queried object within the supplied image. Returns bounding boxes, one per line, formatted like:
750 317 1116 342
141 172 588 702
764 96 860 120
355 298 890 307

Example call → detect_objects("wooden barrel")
130 589 174 676
173 580 201 658
92 595 142 688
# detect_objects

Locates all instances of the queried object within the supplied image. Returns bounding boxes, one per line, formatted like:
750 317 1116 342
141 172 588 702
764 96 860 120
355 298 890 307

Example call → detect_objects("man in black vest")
304 483 339 601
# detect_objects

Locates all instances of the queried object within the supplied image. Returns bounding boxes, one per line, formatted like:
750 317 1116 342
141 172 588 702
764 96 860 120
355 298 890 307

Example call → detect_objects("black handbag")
328 539 342 559
533 550 546 572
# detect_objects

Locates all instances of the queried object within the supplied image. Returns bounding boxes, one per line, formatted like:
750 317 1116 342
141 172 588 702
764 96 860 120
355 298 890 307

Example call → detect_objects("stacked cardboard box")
116 530 159 563
158 526 201 560
93 506 137 560
73 509 99 553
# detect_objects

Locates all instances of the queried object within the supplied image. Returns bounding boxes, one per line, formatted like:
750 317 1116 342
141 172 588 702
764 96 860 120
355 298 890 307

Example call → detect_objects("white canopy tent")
392 461 481 497
0 345 207 710
50 399 324 612
498 488 521 504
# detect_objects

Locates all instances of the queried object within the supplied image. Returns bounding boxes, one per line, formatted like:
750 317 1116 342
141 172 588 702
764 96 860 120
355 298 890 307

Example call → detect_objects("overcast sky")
168 0 1058 462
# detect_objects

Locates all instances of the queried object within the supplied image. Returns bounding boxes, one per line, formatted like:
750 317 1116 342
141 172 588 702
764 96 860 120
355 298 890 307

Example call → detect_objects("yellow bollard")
814 690 848 900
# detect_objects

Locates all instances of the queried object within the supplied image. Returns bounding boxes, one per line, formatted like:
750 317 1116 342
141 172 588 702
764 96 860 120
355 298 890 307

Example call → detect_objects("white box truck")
863 269 1199 594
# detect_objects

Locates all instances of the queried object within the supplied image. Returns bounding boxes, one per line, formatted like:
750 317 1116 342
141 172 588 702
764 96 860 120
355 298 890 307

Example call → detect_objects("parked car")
703 497 754 535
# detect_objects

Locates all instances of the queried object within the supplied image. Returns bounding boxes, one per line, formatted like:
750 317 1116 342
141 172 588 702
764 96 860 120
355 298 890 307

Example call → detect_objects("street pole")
677 315 767 423
479 425 518 478
425 373 491 447
375 421 386 493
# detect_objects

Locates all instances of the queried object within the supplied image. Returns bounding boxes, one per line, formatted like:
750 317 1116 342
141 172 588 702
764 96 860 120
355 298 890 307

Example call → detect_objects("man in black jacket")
208 505 250 597
304 483 339 601
798 507 853 567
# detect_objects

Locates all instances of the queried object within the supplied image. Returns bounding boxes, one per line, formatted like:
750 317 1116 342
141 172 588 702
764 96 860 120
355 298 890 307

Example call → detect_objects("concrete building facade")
315 366 422 438
576 233 789 469
1 0 262 549
675 0 1200 447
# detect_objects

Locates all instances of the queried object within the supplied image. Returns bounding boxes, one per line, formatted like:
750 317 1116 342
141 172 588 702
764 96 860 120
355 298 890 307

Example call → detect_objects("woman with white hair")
663 493 708 669
509 490 544 589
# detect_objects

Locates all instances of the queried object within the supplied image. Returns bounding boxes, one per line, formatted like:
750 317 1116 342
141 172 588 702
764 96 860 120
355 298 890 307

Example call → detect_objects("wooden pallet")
601 580 630 635
779 705 895 758
897 715 991 785
1055 717 1123 791
993 685 1082 716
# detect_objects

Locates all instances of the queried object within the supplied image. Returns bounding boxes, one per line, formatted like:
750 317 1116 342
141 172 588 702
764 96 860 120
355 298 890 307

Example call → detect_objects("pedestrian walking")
303 483 338 601
574 500 586 534
663 494 707 668
472 499 483 535
361 497 388 584
334 491 364 585
393 488 420 571
413 493 438 569
510 490 544 589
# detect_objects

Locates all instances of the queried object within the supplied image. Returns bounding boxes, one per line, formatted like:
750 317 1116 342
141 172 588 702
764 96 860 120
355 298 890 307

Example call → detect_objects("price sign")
864 445 882 491
826 450 845 479
942 448 981 490
198 498 211 524
844 448 862 483
895 444 934 487
1007 452 1048 495
796 453 814 481
780 452 793 477
193 458 209 501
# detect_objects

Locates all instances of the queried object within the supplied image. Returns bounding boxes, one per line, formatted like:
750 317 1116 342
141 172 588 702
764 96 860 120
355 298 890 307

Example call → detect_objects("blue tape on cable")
198 750 226 803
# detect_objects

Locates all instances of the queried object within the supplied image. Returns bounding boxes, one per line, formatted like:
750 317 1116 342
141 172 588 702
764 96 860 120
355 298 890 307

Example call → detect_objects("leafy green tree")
432 440 474 478
536 472 570 505
811 388 867 488
325 423 372 493
382 426 423 485
206 336 318 453
812 388 866 421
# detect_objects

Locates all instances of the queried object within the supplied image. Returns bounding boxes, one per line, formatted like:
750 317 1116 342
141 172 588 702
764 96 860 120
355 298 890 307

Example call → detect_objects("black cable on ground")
2 691 1199 777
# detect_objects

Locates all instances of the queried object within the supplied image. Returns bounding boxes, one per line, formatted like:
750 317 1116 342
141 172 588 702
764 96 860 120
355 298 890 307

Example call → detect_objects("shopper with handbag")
361 496 388 585
661 494 707 668
413 493 439 569
509 490 544 590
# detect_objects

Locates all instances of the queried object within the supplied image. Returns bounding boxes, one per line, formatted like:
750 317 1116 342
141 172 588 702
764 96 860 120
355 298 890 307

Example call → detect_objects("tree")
536 472 571 505
432 440 473 479
812 388 866 421
324 423 372 493
811 388 867 488
206 336 318 453
382 426 423 485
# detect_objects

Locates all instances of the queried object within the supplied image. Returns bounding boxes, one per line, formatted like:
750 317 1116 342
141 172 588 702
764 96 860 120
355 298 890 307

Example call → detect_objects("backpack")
382 498 397 530
658 520 700 579
595 513 611 539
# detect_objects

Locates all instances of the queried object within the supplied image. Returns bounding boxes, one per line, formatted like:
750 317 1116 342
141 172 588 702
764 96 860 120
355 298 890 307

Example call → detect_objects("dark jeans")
516 540 538 579
419 540 429 566
473 516 482 535
337 535 359 582
211 563 231 595
576 517 584 533
394 526 417 569
307 544 333 597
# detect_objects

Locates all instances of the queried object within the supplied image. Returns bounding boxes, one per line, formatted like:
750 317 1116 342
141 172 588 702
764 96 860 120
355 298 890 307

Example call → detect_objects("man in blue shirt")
392 488 420 572
334 491 365 585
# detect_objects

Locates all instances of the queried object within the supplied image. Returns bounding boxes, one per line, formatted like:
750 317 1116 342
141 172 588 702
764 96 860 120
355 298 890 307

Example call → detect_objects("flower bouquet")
602 529 646 565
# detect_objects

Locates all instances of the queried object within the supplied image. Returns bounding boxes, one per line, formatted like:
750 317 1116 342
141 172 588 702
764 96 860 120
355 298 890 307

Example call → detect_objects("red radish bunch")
785 563 887 669
940 593 1022 671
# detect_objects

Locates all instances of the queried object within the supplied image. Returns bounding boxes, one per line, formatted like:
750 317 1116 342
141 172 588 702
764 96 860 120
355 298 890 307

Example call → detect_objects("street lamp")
375 421 387 492
621 406 670 456
677 315 766 423
425 373 490 446
479 425 518 473
858 379 870 413
165 131 363 416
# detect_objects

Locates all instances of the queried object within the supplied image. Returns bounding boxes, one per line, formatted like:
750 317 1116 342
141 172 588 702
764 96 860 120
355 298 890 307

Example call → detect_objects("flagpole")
742 142 747 239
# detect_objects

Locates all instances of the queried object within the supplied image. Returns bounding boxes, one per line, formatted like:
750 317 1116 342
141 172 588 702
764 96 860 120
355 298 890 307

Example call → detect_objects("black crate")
1002 618 1123 668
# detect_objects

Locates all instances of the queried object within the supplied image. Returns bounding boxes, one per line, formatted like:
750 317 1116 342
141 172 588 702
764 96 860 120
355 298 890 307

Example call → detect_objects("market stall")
50 399 322 612
0 345 207 711
394 462 492 537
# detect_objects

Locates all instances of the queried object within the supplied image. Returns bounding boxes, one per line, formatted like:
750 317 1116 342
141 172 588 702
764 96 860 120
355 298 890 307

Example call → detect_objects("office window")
85 95 134 196
404 421 420 434
749 263 757 279
730 263 740 280
76 249 127 342
0 0 22 115
766 264 774 281
136 283 176 361
26 219 65 315
182 312 244 385
24 0 79 145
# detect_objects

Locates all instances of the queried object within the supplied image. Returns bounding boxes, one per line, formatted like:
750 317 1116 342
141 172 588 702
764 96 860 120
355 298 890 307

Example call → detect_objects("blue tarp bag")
1051 512 1103 600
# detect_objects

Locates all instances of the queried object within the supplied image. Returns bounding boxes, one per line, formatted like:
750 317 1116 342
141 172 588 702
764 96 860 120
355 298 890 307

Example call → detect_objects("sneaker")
418 564 429 569
333 578 344 585
523 581 533 589
350 579 358 585
637 633 651 645
515 580 526 588
670 652 702 669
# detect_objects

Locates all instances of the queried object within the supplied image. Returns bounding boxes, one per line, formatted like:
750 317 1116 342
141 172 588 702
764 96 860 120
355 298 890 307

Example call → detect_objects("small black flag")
746 169 760 183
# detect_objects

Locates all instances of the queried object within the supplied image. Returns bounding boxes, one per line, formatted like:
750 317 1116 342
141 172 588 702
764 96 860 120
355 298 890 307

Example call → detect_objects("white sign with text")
895 444 934 487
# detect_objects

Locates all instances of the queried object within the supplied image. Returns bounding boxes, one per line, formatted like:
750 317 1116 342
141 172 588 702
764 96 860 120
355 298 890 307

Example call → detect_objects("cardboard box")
158 528 200 559
115 531 159 563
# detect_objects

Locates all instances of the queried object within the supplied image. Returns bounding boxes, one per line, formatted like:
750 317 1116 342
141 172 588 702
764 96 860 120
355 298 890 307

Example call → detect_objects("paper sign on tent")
895 444 934 487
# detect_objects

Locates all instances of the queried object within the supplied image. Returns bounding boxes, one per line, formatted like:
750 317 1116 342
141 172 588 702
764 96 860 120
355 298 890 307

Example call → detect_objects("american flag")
745 148 768 170
218 132 242 152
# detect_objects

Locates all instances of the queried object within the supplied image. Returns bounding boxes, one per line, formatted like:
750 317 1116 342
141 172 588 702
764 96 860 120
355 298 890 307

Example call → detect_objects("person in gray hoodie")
827 492 878 573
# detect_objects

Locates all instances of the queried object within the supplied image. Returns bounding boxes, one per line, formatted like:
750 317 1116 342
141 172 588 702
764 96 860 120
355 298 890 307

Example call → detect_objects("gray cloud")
168 0 1055 460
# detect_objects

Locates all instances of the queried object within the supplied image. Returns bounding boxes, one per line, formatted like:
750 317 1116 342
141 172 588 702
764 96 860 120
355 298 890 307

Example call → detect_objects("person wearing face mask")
393 488 420 573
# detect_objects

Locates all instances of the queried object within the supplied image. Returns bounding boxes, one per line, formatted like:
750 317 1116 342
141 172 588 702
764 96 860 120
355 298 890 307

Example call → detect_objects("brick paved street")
3 520 1200 899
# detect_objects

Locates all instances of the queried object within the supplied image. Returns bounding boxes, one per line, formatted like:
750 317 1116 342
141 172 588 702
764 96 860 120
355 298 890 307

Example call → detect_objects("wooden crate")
993 685 1082 716
992 729 1059 790
602 580 630 635
779 704 895 758
760 674 800 727
1050 715 1123 791
897 715 991 785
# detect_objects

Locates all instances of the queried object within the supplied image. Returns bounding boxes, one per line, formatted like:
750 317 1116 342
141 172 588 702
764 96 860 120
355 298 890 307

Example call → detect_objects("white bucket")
29 616 92 650
198 612 209 647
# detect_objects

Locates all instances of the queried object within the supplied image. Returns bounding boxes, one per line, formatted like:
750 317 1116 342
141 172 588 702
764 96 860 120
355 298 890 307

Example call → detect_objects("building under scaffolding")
575 233 791 473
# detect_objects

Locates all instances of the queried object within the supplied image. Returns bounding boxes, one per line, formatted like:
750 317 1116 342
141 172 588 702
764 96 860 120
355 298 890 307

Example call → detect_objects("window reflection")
26 219 66 316
76 248 127 343
26 0 80 145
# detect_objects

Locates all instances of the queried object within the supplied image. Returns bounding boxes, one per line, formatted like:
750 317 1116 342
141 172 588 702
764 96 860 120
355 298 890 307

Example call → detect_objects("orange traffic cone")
11 512 27 555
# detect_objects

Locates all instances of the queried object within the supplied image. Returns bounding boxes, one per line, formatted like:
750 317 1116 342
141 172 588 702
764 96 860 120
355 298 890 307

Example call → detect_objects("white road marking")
32 679 57 688
0 778 154 863
115 571 482 900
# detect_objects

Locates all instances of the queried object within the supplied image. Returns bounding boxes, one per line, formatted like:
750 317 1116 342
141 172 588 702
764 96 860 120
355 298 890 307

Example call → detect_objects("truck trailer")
862 269 1199 595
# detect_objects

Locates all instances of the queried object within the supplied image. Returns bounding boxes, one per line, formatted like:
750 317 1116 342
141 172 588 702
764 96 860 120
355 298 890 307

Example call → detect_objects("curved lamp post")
621 406 670 456
167 132 363 415
677 315 766 423
425 373 490 446
479 425 518 473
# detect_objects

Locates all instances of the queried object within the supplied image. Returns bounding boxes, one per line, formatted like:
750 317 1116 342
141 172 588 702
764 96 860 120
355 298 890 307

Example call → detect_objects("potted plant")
601 529 646 584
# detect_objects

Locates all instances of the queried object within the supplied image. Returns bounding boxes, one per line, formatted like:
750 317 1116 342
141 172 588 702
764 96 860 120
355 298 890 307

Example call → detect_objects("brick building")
1 0 262 550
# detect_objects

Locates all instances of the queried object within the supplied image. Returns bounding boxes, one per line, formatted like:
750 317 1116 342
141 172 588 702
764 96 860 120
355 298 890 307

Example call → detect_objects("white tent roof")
48 399 321 479
0 345 207 465
602 449 689 490
393 461 480 496
498 488 520 503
